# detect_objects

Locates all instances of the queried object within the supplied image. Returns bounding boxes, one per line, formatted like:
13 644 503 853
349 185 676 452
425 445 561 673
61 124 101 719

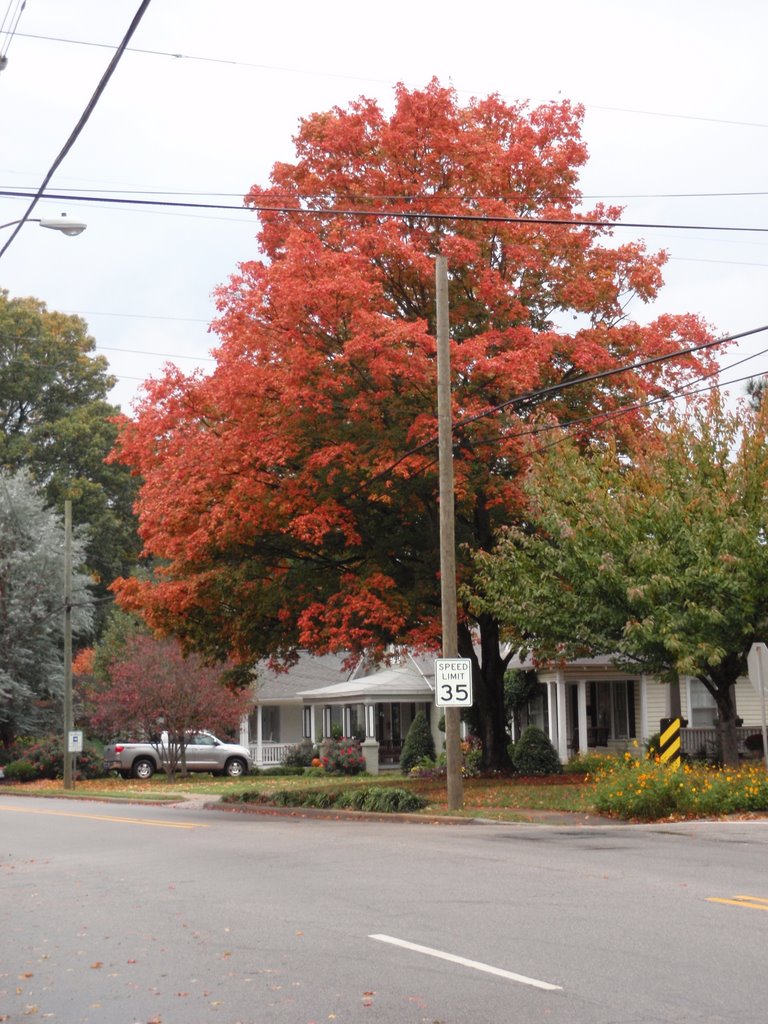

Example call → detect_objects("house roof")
252 651 437 704
253 647 438 704
298 663 435 704
252 653 354 702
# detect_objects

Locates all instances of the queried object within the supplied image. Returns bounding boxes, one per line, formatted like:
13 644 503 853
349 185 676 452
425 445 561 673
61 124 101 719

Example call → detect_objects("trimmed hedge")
509 726 562 776
400 711 436 774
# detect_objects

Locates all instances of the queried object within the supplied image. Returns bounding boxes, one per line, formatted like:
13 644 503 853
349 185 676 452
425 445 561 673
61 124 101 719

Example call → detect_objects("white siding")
735 677 765 727
644 678 669 737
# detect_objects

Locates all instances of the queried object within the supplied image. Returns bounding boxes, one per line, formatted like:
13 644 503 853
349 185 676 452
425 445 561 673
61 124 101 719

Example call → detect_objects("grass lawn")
0 771 597 820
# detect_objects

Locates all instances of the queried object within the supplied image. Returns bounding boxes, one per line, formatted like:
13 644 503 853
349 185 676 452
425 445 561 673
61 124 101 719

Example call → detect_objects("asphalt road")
2 794 768 1024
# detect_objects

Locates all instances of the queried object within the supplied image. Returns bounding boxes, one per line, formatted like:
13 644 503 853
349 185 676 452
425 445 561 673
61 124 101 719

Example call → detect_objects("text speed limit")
435 658 473 707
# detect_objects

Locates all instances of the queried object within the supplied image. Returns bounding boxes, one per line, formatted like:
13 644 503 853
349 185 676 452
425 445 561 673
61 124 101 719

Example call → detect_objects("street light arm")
0 214 87 235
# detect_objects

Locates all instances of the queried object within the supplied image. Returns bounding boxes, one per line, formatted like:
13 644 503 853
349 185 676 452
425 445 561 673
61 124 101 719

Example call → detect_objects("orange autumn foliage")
110 81 716 767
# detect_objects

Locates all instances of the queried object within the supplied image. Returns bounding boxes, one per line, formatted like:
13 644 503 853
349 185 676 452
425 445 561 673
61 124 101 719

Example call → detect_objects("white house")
242 651 440 772
242 649 767 770
518 654 766 762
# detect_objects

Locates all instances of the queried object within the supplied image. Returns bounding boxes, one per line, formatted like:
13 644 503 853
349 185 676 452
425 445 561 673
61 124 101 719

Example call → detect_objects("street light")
0 214 87 235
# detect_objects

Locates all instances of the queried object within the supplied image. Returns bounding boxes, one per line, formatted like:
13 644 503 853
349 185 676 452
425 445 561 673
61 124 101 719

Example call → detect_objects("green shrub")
400 711 436 774
408 753 446 778
281 740 317 768
257 765 306 776
564 751 623 777
226 785 426 813
334 786 427 813
645 732 661 759
510 726 562 776
1 735 104 781
461 736 483 777
321 738 366 775
3 759 37 782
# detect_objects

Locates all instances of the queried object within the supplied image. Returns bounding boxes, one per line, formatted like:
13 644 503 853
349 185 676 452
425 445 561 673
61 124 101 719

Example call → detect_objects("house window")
262 706 280 742
391 703 402 741
588 681 635 742
302 706 312 739
527 688 548 733
689 678 717 727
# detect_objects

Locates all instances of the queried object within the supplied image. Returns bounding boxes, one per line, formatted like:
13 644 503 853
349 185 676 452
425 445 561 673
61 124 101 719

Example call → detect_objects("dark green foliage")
2 759 37 781
226 785 427 813
399 711 436 773
2 735 105 780
504 669 541 737
282 739 317 768
645 732 661 759
0 292 141 630
510 726 562 776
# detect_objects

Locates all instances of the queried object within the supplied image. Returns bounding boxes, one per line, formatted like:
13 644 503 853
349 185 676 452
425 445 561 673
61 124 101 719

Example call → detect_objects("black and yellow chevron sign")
659 717 682 767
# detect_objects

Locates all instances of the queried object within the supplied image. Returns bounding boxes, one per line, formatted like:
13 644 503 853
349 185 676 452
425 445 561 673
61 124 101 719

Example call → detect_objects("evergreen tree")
0 469 93 746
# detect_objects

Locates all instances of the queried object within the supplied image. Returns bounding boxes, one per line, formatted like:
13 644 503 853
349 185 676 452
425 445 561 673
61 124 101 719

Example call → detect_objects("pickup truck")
103 732 252 780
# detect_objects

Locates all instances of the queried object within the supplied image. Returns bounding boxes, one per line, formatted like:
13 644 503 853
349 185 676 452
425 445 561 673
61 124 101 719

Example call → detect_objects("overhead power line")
0 0 154 262
2 187 768 235
14 30 768 132
7 182 768 202
371 323 768 483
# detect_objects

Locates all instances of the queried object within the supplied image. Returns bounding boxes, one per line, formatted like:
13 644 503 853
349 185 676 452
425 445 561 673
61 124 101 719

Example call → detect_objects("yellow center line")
0 803 207 829
707 895 768 911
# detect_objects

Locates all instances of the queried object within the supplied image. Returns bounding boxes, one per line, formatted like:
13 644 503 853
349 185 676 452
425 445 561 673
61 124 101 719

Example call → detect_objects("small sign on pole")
68 730 83 753
435 658 473 707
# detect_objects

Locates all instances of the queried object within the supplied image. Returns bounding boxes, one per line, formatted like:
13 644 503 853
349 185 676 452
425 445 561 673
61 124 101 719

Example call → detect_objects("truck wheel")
224 757 247 778
132 757 155 780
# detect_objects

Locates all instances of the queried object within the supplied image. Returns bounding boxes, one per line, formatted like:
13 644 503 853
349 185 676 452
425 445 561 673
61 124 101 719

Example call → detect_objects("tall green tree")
474 394 768 766
0 291 140 617
0 469 93 746
111 82 714 769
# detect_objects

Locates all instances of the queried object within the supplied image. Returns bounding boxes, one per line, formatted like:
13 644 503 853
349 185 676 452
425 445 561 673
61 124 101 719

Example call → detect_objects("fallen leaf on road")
90 962 103 969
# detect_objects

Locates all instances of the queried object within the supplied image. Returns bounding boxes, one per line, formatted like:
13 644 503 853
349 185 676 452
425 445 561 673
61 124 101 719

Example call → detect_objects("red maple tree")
111 81 715 768
91 635 251 780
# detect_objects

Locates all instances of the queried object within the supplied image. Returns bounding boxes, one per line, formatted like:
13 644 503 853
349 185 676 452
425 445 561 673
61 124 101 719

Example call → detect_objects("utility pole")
436 256 464 811
63 499 74 790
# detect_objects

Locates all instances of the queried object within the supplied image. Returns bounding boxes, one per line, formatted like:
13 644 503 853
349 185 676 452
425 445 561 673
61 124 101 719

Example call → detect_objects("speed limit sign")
434 658 473 707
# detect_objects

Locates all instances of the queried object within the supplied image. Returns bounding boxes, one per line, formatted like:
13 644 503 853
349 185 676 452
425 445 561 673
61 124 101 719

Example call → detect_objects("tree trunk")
705 668 741 767
714 690 740 767
458 615 513 771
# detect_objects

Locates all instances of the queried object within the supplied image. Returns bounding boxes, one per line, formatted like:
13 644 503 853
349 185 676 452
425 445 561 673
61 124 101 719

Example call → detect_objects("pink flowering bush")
321 738 366 775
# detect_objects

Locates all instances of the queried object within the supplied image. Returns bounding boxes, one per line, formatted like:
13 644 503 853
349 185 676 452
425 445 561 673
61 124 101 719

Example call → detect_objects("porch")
681 725 765 761
249 740 293 768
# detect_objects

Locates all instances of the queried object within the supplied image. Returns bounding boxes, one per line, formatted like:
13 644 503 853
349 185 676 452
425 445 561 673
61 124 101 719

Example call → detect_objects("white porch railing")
250 741 293 767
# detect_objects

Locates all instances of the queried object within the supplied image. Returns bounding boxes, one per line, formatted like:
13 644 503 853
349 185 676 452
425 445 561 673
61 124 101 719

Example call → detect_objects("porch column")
556 671 568 763
239 714 249 748
639 675 650 746
361 702 380 776
255 704 263 768
547 681 558 749
577 679 589 755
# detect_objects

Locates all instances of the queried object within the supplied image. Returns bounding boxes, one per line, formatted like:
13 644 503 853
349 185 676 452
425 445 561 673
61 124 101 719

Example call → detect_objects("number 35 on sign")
434 658 473 707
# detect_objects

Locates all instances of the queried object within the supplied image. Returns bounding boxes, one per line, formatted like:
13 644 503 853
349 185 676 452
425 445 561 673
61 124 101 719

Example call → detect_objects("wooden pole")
63 499 74 790
436 255 463 811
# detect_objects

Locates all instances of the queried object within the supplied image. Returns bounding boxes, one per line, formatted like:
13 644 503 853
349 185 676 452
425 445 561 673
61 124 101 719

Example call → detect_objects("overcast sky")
2 0 767 412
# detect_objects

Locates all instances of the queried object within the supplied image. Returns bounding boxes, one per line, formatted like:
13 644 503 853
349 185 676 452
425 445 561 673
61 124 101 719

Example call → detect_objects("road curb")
202 801 475 825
